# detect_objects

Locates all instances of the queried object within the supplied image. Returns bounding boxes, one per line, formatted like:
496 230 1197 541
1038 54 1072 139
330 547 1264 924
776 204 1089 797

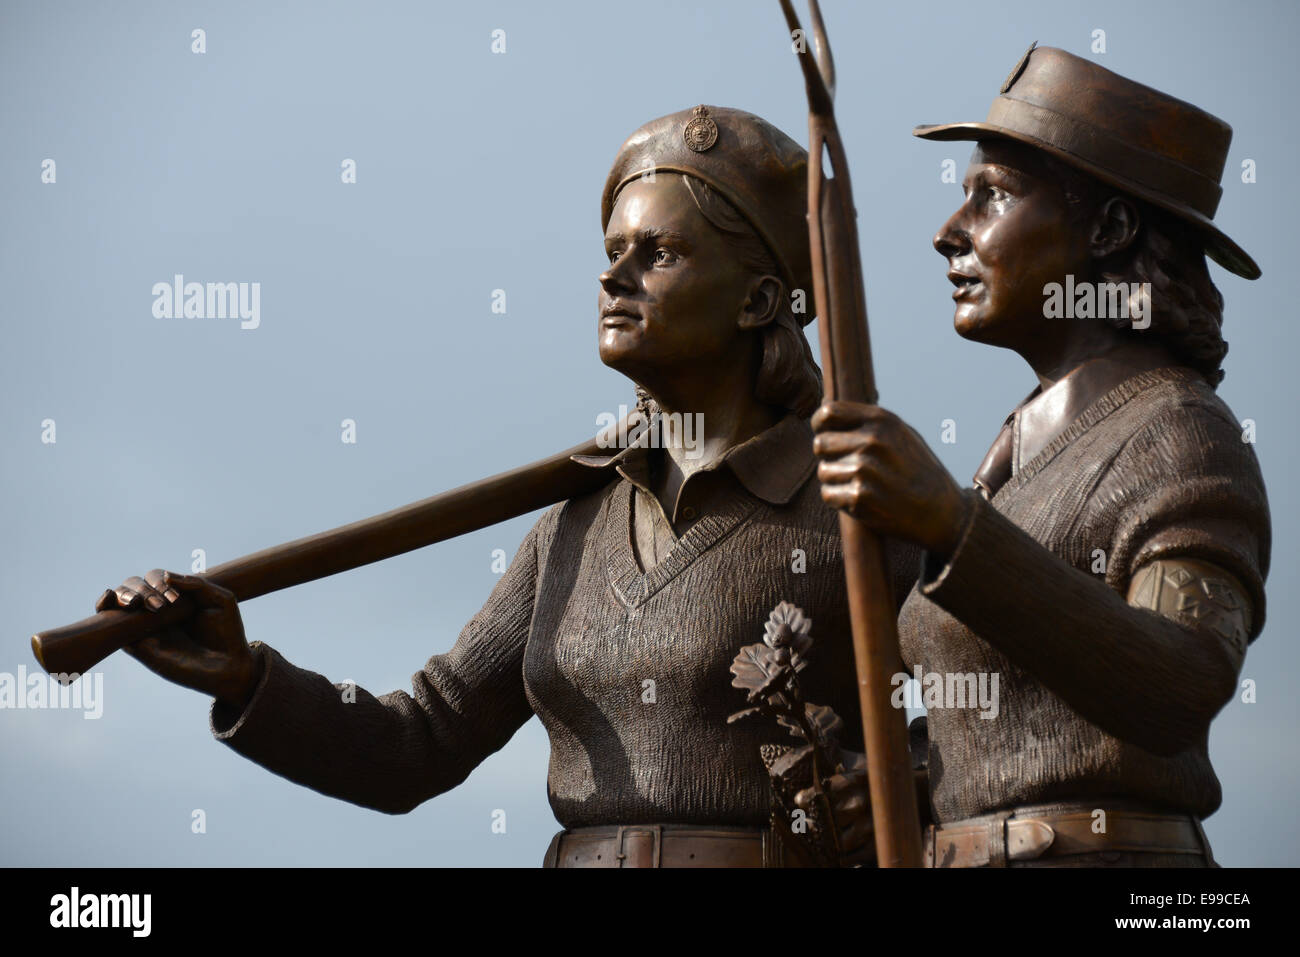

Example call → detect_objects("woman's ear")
736 275 783 330
1090 195 1141 260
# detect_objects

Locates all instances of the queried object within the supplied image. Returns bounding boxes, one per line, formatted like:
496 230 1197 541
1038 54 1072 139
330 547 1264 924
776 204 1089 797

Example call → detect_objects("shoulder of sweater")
1107 372 1258 469
1042 367 1256 482
1115 367 1243 429
538 474 622 537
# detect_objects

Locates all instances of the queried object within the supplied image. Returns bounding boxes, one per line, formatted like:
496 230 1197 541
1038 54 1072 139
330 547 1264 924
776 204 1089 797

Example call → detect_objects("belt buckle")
615 825 663 868
1005 818 1056 862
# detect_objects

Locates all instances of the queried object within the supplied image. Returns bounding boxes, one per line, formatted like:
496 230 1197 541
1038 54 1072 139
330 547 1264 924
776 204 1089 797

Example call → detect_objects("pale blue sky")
3 0 1296 866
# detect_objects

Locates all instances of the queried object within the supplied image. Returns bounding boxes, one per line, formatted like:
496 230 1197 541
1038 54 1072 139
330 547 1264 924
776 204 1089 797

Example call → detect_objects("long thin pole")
779 0 923 867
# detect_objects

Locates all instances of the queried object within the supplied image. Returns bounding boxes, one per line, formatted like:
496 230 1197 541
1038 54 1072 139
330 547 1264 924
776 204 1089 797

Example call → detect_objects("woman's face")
598 175 756 380
933 140 1092 349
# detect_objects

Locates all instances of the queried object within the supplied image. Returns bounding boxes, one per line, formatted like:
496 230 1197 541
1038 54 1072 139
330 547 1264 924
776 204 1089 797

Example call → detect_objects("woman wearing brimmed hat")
95 105 916 867
814 44 1270 866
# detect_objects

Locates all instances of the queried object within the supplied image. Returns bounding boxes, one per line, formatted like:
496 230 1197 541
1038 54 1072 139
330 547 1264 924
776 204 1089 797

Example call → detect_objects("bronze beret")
601 105 814 323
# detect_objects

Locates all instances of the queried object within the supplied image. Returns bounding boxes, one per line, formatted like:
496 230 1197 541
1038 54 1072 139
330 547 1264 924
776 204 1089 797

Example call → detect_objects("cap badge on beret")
683 105 719 153
1001 40 1037 94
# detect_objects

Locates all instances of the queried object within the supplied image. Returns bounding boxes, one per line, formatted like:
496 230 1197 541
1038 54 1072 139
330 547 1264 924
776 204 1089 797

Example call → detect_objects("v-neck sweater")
210 422 920 826
898 366 1270 823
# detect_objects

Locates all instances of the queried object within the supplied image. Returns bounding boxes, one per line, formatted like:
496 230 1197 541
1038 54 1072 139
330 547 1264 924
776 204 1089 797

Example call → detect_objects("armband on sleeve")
1127 557 1252 668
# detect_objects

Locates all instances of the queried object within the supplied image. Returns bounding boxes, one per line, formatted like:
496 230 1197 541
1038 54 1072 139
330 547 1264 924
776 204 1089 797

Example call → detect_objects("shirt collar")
571 411 815 507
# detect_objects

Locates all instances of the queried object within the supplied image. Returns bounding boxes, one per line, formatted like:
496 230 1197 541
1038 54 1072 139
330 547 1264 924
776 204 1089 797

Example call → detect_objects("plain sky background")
3 0 1296 867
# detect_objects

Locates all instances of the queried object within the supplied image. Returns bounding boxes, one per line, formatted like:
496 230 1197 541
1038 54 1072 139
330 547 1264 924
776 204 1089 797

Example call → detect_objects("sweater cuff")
210 641 275 742
919 488 984 593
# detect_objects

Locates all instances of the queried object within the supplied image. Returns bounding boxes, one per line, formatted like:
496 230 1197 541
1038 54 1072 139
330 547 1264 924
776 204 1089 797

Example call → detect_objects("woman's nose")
933 206 971 259
599 259 636 295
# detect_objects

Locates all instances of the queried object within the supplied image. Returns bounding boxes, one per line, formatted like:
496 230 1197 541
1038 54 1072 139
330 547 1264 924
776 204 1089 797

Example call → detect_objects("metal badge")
683 105 719 152
1001 41 1038 94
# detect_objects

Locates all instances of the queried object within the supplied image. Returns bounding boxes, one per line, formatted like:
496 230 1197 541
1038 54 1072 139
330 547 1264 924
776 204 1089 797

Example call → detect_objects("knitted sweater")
211 414 919 825
898 366 1270 822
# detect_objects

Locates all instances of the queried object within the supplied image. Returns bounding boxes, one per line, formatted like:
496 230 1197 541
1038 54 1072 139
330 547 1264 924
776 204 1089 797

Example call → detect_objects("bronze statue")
87 105 919 867
39 12 1267 870
812 44 1269 866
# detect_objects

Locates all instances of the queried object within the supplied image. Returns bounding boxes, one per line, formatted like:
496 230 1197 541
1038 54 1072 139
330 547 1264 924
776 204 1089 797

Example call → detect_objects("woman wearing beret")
813 45 1270 867
95 106 916 867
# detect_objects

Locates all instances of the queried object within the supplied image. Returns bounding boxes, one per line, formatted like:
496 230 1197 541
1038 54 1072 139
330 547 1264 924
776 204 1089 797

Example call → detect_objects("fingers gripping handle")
31 596 197 681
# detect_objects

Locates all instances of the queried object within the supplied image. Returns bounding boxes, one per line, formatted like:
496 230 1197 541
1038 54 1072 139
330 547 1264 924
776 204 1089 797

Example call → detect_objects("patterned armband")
1126 558 1252 663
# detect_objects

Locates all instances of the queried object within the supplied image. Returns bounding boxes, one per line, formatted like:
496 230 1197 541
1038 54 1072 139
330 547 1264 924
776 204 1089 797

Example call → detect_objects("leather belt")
544 824 782 868
925 806 1212 867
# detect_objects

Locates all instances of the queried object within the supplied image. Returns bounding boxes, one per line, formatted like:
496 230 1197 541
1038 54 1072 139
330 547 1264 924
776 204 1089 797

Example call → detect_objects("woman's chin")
952 303 1012 345
952 310 988 342
598 338 642 373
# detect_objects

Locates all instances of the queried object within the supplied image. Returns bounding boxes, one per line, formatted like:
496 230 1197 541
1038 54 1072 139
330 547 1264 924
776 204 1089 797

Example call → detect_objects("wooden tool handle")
32 426 620 678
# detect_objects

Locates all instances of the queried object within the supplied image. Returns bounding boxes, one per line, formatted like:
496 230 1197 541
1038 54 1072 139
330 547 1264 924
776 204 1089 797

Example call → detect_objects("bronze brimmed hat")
914 43 1259 279
602 105 815 323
